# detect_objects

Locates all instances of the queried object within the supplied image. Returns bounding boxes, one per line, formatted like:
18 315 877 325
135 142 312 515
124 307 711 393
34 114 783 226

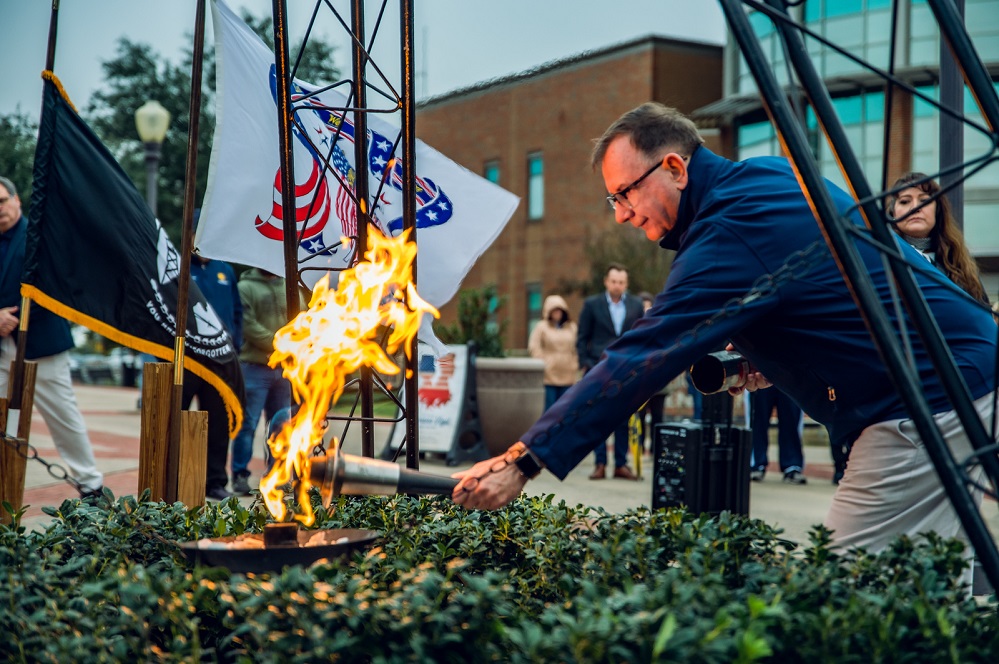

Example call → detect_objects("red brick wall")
418 39 722 350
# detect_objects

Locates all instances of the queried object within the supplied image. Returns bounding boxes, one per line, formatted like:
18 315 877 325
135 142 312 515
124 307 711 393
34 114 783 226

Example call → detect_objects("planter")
474 356 545 456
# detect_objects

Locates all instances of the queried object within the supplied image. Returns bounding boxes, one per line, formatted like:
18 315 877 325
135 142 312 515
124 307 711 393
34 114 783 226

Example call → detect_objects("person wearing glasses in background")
453 103 998 592
0 176 103 499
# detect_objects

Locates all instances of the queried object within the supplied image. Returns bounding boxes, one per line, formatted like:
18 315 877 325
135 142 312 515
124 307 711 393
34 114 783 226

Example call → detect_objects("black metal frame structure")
269 0 420 468
718 0 999 589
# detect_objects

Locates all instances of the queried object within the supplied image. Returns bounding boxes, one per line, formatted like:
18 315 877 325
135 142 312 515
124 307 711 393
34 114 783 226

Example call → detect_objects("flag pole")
164 0 208 503
348 0 377 458
271 0 299 324
9 0 60 410
400 0 419 470
271 0 300 471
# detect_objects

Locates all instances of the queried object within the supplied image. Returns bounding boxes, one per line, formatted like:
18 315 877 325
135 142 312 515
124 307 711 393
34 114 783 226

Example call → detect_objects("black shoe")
79 485 105 500
832 469 845 485
206 486 234 501
750 469 766 482
231 474 252 495
783 470 807 485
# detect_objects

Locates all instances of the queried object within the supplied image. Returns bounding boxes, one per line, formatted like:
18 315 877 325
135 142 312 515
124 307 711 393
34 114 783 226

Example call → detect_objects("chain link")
311 417 329 457
1 430 86 494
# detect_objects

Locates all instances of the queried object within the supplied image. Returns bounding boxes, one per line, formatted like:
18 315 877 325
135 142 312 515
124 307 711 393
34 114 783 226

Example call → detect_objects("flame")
260 228 438 524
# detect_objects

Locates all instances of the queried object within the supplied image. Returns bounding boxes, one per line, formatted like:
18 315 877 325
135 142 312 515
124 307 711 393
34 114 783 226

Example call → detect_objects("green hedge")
1 491 997 662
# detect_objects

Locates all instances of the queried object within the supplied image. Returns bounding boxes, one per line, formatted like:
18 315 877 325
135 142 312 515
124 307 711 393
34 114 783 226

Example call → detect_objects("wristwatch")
508 442 544 479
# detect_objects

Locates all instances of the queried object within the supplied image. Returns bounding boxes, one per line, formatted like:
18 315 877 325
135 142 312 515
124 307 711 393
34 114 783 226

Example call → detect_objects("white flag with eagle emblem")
199 0 519 350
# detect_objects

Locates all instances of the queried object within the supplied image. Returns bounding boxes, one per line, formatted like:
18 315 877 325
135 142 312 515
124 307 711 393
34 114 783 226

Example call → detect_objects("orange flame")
260 229 438 524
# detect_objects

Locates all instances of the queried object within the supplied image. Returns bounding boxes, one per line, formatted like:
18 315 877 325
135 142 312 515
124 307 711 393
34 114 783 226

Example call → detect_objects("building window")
526 283 543 340
484 159 500 184
736 90 885 193
527 152 544 220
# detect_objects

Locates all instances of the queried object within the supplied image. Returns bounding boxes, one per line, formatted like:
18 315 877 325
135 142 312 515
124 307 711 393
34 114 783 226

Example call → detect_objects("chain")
311 417 329 457
0 430 87 494
530 238 830 447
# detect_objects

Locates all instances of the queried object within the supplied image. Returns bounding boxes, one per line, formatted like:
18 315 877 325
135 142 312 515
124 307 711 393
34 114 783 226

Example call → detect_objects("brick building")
417 36 724 351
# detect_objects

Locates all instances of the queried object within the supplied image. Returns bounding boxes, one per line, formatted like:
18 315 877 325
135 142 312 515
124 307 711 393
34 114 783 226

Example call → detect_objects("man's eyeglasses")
605 154 688 212
606 162 660 211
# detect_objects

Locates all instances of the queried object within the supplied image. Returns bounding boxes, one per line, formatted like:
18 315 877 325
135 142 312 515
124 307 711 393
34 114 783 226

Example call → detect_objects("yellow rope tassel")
41 71 78 112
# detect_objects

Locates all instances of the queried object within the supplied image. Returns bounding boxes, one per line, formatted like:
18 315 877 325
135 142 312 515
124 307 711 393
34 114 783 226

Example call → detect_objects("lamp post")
134 100 171 216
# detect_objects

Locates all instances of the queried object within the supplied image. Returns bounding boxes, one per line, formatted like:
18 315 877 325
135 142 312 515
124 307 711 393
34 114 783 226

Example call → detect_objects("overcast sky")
3 0 727 118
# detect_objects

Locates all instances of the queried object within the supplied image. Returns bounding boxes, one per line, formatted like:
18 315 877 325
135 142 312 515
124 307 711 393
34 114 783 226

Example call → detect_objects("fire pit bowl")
178 528 380 574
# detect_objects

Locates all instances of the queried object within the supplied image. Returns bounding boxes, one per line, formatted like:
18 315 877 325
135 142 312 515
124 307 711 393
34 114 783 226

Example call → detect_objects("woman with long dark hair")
827 172 992 485
887 171 988 304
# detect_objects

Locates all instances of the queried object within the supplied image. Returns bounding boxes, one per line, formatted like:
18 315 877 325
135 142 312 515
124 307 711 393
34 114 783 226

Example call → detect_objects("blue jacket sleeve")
522 221 776 479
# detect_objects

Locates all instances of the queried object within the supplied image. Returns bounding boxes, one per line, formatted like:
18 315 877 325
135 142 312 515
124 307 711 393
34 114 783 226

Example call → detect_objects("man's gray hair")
591 103 704 169
0 176 16 198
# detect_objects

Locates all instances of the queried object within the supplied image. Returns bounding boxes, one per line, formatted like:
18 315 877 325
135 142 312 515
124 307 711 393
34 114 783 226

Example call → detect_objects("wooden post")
0 399 27 525
137 362 174 501
0 362 38 523
176 409 208 507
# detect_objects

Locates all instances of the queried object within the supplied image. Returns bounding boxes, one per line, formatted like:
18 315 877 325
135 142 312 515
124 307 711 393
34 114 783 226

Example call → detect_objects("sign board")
386 344 468 455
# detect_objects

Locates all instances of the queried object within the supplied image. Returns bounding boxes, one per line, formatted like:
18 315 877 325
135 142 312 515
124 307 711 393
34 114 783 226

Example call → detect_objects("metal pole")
143 142 161 216
9 0 61 410
163 0 209 503
272 0 301 323
723 0 999 592
351 0 375 458
928 0 999 130
759 0 999 475
938 0 965 227
400 0 419 470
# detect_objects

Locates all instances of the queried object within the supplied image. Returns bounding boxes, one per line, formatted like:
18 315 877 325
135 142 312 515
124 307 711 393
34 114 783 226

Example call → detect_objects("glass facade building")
722 0 999 279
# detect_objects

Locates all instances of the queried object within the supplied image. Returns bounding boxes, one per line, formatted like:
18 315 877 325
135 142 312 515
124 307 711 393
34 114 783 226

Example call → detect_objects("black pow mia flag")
23 72 244 436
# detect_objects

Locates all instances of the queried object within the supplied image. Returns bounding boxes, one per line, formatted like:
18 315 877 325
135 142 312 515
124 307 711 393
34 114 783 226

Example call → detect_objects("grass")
329 391 401 418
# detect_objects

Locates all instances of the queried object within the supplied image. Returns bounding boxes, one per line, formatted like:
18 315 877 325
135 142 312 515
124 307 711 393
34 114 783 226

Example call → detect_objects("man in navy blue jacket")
0 176 103 497
453 104 996 578
186 210 244 501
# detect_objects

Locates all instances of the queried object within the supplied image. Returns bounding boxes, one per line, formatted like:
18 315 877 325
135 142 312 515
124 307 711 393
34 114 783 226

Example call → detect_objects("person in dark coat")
186 210 244 501
576 263 643 480
0 176 103 496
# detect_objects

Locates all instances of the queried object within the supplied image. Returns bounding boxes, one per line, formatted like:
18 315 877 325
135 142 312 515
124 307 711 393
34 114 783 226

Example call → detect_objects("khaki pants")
825 391 994 589
0 336 103 491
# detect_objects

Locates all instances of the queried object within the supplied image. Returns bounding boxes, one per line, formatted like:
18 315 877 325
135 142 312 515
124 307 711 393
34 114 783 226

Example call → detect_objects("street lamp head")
134 100 171 144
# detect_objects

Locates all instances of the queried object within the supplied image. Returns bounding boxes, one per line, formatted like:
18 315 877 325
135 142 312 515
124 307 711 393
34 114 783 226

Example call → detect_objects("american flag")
418 352 455 408
329 144 357 241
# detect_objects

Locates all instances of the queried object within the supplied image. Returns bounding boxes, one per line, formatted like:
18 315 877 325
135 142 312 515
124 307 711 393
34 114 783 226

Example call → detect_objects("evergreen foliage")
433 284 508 357
1 490 997 662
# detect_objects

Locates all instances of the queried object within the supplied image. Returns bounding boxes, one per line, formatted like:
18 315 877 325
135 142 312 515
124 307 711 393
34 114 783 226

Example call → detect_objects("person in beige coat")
529 295 579 412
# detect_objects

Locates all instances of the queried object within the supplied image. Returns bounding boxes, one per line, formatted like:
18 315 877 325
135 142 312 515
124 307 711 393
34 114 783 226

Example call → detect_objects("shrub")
433 284 507 357
1 491 996 662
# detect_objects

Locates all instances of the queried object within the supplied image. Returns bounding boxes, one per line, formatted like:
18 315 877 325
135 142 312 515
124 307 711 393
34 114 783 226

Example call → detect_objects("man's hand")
0 306 19 337
728 370 773 396
451 450 529 510
723 342 772 396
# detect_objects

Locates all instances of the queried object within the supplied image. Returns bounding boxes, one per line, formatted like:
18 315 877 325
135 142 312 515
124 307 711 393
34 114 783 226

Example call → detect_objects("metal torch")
308 447 459 508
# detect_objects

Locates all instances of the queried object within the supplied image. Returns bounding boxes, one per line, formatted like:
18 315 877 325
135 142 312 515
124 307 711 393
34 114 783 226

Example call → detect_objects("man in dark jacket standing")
0 176 102 496
186 210 244 501
576 263 643 480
